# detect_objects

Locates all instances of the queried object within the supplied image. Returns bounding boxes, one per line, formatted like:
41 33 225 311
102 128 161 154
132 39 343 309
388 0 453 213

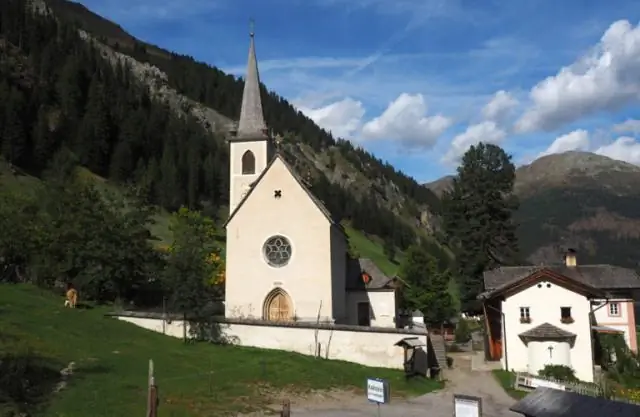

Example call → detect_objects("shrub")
538 365 577 382
454 319 471 343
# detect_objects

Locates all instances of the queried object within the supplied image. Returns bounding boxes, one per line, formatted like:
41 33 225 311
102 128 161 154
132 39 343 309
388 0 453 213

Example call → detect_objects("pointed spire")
236 19 268 139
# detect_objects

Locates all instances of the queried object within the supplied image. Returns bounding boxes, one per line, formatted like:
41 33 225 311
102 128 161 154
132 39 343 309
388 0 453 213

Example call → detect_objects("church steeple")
235 20 268 140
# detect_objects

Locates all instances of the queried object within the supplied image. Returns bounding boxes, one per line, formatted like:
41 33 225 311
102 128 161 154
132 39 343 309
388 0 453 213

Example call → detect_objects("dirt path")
241 365 521 417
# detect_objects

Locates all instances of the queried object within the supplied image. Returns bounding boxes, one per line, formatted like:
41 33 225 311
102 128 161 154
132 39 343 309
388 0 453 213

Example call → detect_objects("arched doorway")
263 288 293 321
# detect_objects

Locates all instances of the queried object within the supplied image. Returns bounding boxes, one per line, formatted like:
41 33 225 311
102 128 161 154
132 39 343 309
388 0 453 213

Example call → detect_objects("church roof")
346 258 395 291
232 24 268 141
223 153 343 231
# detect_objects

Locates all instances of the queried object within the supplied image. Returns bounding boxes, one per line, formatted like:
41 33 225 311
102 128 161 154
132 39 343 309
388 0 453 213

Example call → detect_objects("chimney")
564 248 577 267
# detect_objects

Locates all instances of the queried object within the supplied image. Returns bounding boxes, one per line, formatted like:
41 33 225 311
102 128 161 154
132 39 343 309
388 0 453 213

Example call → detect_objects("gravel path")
290 369 521 417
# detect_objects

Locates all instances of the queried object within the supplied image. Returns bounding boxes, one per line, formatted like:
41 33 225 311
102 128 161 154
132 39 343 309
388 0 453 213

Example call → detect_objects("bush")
454 319 471 343
538 365 577 382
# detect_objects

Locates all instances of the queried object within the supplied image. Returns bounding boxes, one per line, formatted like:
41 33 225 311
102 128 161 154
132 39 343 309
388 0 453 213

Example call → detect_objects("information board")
366 378 390 404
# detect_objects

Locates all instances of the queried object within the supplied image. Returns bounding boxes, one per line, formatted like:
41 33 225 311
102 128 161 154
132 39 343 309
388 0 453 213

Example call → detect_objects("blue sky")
77 0 640 182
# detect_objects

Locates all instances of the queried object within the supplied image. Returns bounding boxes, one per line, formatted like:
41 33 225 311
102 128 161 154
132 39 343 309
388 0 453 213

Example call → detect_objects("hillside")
34 0 441 248
0 284 439 416
425 151 640 267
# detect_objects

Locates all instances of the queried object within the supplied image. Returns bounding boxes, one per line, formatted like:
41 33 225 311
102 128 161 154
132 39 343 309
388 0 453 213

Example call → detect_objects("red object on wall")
361 273 371 284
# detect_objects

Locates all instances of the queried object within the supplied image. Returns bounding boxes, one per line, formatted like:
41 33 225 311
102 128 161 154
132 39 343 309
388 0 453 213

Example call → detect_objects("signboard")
453 394 482 417
366 378 390 404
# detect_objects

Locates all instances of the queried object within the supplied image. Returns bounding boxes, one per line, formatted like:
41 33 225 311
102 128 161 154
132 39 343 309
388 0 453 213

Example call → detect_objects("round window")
263 235 292 267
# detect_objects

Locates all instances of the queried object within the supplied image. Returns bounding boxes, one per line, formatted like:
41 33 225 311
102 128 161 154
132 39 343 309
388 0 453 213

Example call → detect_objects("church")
223 28 400 328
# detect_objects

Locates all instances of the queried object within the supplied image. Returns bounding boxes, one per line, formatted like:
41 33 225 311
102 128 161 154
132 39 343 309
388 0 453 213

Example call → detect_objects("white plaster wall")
527 341 571 375
501 281 594 382
229 140 271 213
116 316 424 369
225 157 336 322
346 291 396 328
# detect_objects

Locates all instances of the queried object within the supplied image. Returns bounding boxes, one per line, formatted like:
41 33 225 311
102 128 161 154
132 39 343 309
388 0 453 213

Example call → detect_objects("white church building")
111 28 446 372
223 27 399 328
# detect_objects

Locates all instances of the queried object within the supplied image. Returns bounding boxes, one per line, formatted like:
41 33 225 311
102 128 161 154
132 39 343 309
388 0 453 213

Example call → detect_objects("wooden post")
147 359 158 417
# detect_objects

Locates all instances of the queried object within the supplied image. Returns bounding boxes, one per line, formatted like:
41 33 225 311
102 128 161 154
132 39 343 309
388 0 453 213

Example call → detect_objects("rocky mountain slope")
425 151 640 267
38 0 440 245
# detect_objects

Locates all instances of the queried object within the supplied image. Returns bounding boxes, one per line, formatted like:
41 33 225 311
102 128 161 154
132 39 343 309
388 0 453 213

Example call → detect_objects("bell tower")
228 20 274 213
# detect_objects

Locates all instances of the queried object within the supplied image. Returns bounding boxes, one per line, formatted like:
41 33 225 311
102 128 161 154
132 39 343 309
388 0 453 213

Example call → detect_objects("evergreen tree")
442 143 519 312
399 245 454 326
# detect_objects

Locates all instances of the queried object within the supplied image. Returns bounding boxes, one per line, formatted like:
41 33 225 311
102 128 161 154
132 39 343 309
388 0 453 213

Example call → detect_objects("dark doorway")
357 302 371 326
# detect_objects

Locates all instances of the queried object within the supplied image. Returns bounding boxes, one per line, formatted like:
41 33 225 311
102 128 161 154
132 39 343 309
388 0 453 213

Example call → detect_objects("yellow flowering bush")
614 387 640 402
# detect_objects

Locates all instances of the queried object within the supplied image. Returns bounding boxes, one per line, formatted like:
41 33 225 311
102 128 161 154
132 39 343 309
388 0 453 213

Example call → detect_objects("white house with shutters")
480 249 640 383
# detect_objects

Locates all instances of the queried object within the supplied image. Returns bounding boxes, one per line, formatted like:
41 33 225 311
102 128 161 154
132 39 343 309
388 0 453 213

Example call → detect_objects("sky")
76 0 640 182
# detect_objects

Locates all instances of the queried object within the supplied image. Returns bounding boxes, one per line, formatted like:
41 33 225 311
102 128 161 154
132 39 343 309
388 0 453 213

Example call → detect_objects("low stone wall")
108 311 429 370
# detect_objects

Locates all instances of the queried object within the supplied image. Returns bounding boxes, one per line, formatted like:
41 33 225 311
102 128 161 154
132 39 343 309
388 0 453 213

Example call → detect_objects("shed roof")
510 387 640 417
519 323 576 341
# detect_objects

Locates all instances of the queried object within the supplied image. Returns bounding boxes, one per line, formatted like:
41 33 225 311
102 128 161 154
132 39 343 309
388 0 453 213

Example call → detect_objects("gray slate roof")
483 265 640 292
510 387 640 417
233 31 268 141
346 258 394 291
519 323 576 341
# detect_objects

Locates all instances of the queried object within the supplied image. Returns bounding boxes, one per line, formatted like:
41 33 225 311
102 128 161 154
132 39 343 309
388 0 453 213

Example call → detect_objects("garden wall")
108 311 430 370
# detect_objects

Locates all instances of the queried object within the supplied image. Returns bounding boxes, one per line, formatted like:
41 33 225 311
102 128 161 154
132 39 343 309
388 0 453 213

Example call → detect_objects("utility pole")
147 359 158 417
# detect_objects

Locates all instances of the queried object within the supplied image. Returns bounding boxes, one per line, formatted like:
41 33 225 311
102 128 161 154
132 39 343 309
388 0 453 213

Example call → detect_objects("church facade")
224 29 399 328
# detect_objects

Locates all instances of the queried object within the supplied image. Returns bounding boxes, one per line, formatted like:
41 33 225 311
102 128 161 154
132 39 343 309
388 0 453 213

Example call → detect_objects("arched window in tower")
241 150 256 175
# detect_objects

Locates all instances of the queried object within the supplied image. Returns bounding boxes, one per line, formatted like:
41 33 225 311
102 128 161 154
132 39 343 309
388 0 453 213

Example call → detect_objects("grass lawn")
343 225 401 276
0 284 442 416
491 370 528 400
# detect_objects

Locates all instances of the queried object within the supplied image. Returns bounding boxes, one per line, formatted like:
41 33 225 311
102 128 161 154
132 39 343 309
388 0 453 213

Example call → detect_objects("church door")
265 289 292 321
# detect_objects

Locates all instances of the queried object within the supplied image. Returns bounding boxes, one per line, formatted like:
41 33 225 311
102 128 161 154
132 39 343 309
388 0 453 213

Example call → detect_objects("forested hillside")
2 0 443 252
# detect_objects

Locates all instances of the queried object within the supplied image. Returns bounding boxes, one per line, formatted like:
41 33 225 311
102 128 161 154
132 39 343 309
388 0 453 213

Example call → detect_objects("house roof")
479 268 605 300
484 265 640 292
510 387 640 417
345 258 394 291
223 153 343 232
519 323 576 341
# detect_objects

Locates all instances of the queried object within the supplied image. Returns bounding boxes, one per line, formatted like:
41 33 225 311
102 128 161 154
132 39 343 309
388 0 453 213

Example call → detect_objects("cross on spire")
249 18 255 37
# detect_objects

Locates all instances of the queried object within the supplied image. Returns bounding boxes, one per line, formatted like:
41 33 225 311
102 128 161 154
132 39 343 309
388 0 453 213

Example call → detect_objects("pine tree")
442 143 519 312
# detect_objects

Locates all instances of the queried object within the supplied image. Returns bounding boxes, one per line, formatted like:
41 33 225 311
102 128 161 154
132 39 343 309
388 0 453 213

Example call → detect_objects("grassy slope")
0 284 441 416
0 160 399 271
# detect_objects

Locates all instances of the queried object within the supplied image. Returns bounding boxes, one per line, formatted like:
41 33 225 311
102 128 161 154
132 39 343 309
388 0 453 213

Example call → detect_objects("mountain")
0 0 443 256
425 151 640 268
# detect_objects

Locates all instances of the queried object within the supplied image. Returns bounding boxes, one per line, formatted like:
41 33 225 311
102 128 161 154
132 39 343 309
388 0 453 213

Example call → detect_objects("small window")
609 303 620 316
519 307 530 323
561 307 573 323
241 150 256 175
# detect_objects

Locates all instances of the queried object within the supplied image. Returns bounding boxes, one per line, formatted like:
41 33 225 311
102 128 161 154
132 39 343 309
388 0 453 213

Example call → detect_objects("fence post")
147 359 158 417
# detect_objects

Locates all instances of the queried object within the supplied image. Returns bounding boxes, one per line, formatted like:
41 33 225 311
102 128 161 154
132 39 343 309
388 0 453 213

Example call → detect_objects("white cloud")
515 20 640 133
538 129 591 158
482 90 518 123
594 136 640 165
297 98 365 139
613 119 640 134
361 93 452 149
442 121 507 164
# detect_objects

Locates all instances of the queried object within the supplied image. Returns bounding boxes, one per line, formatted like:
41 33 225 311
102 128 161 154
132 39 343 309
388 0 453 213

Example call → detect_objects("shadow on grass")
0 349 62 415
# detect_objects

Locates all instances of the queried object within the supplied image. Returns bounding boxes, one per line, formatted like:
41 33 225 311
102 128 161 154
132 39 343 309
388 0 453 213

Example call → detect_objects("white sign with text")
366 378 389 404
